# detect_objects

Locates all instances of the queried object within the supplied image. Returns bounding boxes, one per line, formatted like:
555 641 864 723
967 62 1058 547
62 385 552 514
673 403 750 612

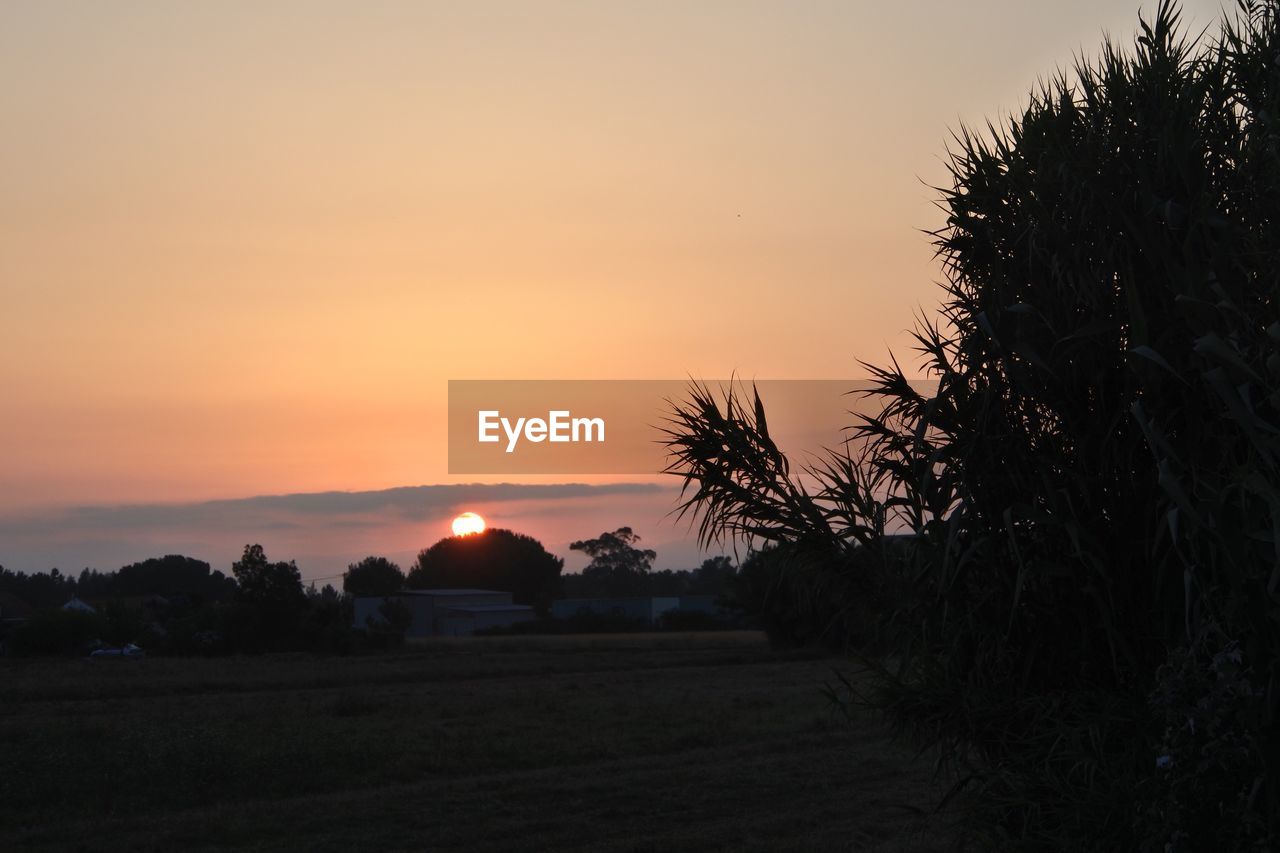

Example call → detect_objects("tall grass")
663 2 1280 848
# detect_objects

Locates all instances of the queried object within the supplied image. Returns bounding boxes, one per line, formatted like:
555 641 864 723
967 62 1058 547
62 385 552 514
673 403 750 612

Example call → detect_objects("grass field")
1 632 953 852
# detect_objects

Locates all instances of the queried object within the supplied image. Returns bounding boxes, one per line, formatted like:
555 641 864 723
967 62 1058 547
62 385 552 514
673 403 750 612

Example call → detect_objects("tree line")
0 527 745 655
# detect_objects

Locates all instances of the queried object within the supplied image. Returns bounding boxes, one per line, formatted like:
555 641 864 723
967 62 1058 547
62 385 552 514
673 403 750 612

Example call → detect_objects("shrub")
10 609 105 656
657 609 734 632
663 2 1280 847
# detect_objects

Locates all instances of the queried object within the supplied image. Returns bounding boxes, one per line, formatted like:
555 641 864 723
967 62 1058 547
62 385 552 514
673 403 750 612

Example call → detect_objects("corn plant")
663 2 1280 848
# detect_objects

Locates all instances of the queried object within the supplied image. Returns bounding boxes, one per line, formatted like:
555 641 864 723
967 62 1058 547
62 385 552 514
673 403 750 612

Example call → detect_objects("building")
353 589 535 637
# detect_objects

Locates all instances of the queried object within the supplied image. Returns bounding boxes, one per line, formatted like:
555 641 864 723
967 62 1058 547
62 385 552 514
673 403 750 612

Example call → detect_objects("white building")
353 589 535 637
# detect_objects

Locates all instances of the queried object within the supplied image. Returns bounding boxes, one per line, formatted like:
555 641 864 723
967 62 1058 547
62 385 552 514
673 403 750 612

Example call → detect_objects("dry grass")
0 632 954 852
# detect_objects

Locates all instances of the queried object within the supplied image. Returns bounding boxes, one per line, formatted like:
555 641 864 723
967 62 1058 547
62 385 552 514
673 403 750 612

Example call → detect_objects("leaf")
1130 345 1185 381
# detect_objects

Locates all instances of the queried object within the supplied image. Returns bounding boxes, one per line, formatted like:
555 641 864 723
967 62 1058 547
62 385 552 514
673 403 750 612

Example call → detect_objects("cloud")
0 482 666 538
0 482 681 578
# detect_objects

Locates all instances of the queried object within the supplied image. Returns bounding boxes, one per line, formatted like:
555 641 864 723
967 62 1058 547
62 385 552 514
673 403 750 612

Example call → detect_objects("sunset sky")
0 1 1227 580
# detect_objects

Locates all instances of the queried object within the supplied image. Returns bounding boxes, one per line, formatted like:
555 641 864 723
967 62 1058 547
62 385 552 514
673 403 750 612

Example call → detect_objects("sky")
0 1 1229 581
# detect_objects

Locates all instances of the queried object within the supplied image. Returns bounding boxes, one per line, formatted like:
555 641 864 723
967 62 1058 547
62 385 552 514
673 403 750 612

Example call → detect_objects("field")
1 632 952 852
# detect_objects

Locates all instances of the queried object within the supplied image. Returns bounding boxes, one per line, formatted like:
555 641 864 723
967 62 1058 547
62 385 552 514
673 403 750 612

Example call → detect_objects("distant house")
353 589 535 637
61 596 97 614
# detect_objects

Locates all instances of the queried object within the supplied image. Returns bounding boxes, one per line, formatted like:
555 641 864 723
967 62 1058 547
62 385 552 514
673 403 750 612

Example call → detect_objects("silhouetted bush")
475 612 655 636
657 609 735 632
10 609 105 656
664 3 1280 847
360 597 411 648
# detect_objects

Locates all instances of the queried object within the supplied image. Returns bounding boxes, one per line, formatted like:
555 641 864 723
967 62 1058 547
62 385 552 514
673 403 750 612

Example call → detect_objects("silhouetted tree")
688 555 736 595
363 597 412 647
115 555 235 600
101 598 146 647
75 568 114 599
232 545 305 610
342 556 405 597
0 566 76 609
301 582 354 654
569 527 656 597
0 558 235 622
407 529 563 615
9 609 104 656
229 544 307 650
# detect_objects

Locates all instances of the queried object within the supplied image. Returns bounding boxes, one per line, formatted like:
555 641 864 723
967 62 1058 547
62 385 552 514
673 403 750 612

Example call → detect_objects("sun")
451 511 486 537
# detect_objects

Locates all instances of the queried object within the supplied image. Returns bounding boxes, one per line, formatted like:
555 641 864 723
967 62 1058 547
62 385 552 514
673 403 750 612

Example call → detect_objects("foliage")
657 608 737 632
342 555 405 597
0 558 235 611
0 566 79 609
232 545 306 611
361 597 412 648
1140 624 1268 851
568 527 657 597
477 610 656 635
407 528 564 615
228 544 308 652
113 555 236 600
662 2 1280 847
9 609 105 656
723 540 917 651
688 555 737 595
561 554 738 599
1 550 364 656
299 582 355 654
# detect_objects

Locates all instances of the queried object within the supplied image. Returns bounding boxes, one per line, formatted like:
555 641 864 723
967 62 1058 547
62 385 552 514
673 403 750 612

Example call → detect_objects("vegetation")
566 527 657 596
407 528 565 615
0 529 744 655
0 556 235 610
225 544 310 652
562 553 738 600
362 596 413 648
341 555 406 597
663 2 1280 849
0 635 949 853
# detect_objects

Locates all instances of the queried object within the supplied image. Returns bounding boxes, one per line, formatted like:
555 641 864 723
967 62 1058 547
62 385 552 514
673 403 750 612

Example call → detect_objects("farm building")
353 589 535 637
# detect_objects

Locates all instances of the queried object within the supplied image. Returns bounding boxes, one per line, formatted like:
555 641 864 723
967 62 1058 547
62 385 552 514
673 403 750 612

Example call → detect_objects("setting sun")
450 512 486 537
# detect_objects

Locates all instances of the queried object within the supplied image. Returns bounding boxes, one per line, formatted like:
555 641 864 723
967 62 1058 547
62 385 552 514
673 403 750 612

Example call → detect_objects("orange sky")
0 1 1228 576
